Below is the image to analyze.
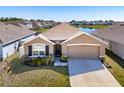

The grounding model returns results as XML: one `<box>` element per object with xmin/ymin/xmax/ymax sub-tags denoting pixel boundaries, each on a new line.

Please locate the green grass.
<box><xmin>105</xmin><ymin>49</ymin><xmax>124</xmax><ymax>86</ymax></box>
<box><xmin>80</xmin><ymin>25</ymin><xmax>110</xmax><ymax>29</ymax></box>
<box><xmin>0</xmin><ymin>76</ymin><xmax>2</xmax><ymax>86</ymax></box>
<box><xmin>33</xmin><ymin>28</ymin><xmax>49</xmax><ymax>33</ymax></box>
<box><xmin>8</xmin><ymin>55</ymin><xmax>70</xmax><ymax>87</ymax></box>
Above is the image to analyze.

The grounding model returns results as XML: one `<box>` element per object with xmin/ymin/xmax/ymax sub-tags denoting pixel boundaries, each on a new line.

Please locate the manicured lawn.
<box><xmin>8</xmin><ymin>55</ymin><xmax>70</xmax><ymax>87</ymax></box>
<box><xmin>80</xmin><ymin>25</ymin><xmax>110</xmax><ymax>29</ymax></box>
<box><xmin>33</xmin><ymin>28</ymin><xmax>49</xmax><ymax>33</ymax></box>
<box><xmin>105</xmin><ymin>49</ymin><xmax>124</xmax><ymax>86</ymax></box>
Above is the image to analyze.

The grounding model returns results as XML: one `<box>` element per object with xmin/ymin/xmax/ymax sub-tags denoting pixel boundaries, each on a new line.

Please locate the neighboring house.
<box><xmin>6</xmin><ymin>21</ymin><xmax>31</xmax><ymax>29</ymax></box>
<box><xmin>0</xmin><ymin>22</ymin><xmax>36</xmax><ymax>60</ymax></box>
<box><xmin>92</xmin><ymin>22</ymin><xmax>124</xmax><ymax>59</ymax></box>
<box><xmin>31</xmin><ymin>21</ymin><xmax>41</xmax><ymax>30</ymax></box>
<box><xmin>19</xmin><ymin>23</ymin><xmax>107</xmax><ymax>59</ymax></box>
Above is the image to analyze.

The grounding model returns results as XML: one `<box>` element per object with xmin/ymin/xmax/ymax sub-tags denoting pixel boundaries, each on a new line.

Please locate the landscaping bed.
<box><xmin>20</xmin><ymin>55</ymin><xmax>55</xmax><ymax>67</ymax></box>
<box><xmin>7</xmin><ymin>54</ymin><xmax>70</xmax><ymax>87</ymax></box>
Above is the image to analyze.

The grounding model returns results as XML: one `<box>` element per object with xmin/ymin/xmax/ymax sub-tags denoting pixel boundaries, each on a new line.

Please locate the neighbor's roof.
<box><xmin>0</xmin><ymin>22</ymin><xmax>35</xmax><ymax>44</ymax></box>
<box><xmin>6</xmin><ymin>21</ymin><xmax>29</xmax><ymax>29</ymax></box>
<box><xmin>41</xmin><ymin>23</ymin><xmax>81</xmax><ymax>40</ymax></box>
<box><xmin>92</xmin><ymin>22</ymin><xmax>124</xmax><ymax>45</ymax></box>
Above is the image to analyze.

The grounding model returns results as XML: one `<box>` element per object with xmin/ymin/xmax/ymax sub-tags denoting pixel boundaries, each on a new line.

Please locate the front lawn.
<box><xmin>105</xmin><ymin>49</ymin><xmax>124</xmax><ymax>86</ymax></box>
<box><xmin>33</xmin><ymin>28</ymin><xmax>49</xmax><ymax>33</ymax></box>
<box><xmin>80</xmin><ymin>25</ymin><xmax>110</xmax><ymax>29</ymax></box>
<box><xmin>9</xmin><ymin>55</ymin><xmax>70</xmax><ymax>87</ymax></box>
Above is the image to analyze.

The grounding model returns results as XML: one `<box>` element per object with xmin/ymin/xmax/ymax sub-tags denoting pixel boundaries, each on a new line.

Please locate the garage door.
<box><xmin>67</xmin><ymin>45</ymin><xmax>99</xmax><ymax>59</ymax></box>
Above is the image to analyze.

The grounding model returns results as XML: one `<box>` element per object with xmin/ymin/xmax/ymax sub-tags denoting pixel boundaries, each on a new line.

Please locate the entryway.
<box><xmin>54</xmin><ymin>57</ymin><xmax>68</xmax><ymax>66</ymax></box>
<box><xmin>54</xmin><ymin>44</ymin><xmax>62</xmax><ymax>57</ymax></box>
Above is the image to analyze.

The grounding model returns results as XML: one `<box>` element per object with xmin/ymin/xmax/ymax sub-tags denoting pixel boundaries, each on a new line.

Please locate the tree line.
<box><xmin>0</xmin><ymin>17</ymin><xmax>26</xmax><ymax>22</ymax></box>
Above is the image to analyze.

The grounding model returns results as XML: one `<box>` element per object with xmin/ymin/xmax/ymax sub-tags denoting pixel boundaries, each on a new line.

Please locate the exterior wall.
<box><xmin>0</xmin><ymin>44</ymin><xmax>3</xmax><ymax>60</ymax></box>
<box><xmin>2</xmin><ymin>34</ymin><xmax>35</xmax><ymax>60</ymax></box>
<box><xmin>24</xmin><ymin>37</ymin><xmax>54</xmax><ymax>56</ymax></box>
<box><xmin>111</xmin><ymin>41</ymin><xmax>124</xmax><ymax>59</ymax></box>
<box><xmin>62</xmin><ymin>34</ymin><xmax>106</xmax><ymax>57</ymax></box>
<box><xmin>19</xmin><ymin>46</ymin><xmax>24</xmax><ymax>58</ymax></box>
<box><xmin>26</xmin><ymin>23</ymin><xmax>33</xmax><ymax>29</ymax></box>
<box><xmin>3</xmin><ymin>41</ymin><xmax>19</xmax><ymax>59</ymax></box>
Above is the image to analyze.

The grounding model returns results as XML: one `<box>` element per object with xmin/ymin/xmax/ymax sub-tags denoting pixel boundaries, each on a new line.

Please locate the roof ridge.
<box><xmin>41</xmin><ymin>22</ymin><xmax>82</xmax><ymax>40</ymax></box>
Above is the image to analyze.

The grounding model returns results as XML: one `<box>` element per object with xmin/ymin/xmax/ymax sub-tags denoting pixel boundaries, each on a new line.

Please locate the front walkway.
<box><xmin>54</xmin><ymin>57</ymin><xmax>68</xmax><ymax>66</ymax></box>
<box><xmin>68</xmin><ymin>59</ymin><xmax>121</xmax><ymax>87</ymax></box>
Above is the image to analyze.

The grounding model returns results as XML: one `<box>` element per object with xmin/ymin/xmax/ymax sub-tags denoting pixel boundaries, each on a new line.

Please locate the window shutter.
<box><xmin>45</xmin><ymin>45</ymin><xmax>49</xmax><ymax>56</ymax></box>
<box><xmin>28</xmin><ymin>45</ymin><xmax>32</xmax><ymax>56</ymax></box>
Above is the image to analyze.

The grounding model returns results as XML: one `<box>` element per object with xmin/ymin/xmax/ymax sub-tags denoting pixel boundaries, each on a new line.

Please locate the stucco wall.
<box><xmin>24</xmin><ymin>37</ymin><xmax>54</xmax><ymax>55</ymax></box>
<box><xmin>62</xmin><ymin>33</ymin><xmax>106</xmax><ymax>57</ymax></box>
<box><xmin>111</xmin><ymin>41</ymin><xmax>124</xmax><ymax>59</ymax></box>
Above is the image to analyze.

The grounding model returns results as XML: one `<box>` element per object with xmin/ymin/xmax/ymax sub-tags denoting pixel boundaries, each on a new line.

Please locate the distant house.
<box><xmin>93</xmin><ymin>22</ymin><xmax>124</xmax><ymax>59</ymax></box>
<box><xmin>25</xmin><ymin>21</ymin><xmax>33</xmax><ymax>29</ymax></box>
<box><xmin>31</xmin><ymin>21</ymin><xmax>41</xmax><ymax>30</ymax></box>
<box><xmin>7</xmin><ymin>21</ymin><xmax>32</xmax><ymax>30</ymax></box>
<box><xmin>0</xmin><ymin>22</ymin><xmax>36</xmax><ymax>60</ymax></box>
<box><xmin>20</xmin><ymin>23</ymin><xmax>107</xmax><ymax>59</ymax></box>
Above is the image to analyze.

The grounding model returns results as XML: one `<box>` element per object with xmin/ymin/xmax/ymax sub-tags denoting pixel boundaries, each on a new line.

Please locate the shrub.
<box><xmin>60</xmin><ymin>55</ymin><xmax>68</xmax><ymax>62</ymax></box>
<box><xmin>45</xmin><ymin>55</ymin><xmax>54</xmax><ymax>65</ymax></box>
<box><xmin>20</xmin><ymin>55</ymin><xmax>30</xmax><ymax>65</ymax></box>
<box><xmin>37</xmin><ymin>59</ymin><xmax>42</xmax><ymax>66</ymax></box>
<box><xmin>40</xmin><ymin>58</ymin><xmax>46</xmax><ymax>65</ymax></box>
<box><xmin>21</xmin><ymin>55</ymin><xmax>55</xmax><ymax>66</ymax></box>
<box><xmin>32</xmin><ymin>58</ymin><xmax>39</xmax><ymax>67</ymax></box>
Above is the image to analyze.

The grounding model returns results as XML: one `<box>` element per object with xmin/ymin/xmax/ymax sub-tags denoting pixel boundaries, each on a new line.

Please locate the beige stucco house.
<box><xmin>19</xmin><ymin>23</ymin><xmax>107</xmax><ymax>59</ymax></box>
<box><xmin>93</xmin><ymin>22</ymin><xmax>124</xmax><ymax>59</ymax></box>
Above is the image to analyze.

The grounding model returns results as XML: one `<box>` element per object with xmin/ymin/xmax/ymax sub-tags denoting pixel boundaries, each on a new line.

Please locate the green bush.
<box><xmin>32</xmin><ymin>58</ymin><xmax>39</xmax><ymax>67</ymax></box>
<box><xmin>45</xmin><ymin>55</ymin><xmax>54</xmax><ymax>65</ymax></box>
<box><xmin>20</xmin><ymin>55</ymin><xmax>30</xmax><ymax>65</ymax></box>
<box><xmin>37</xmin><ymin>59</ymin><xmax>42</xmax><ymax>66</ymax></box>
<box><xmin>40</xmin><ymin>58</ymin><xmax>46</xmax><ymax>65</ymax></box>
<box><xmin>60</xmin><ymin>55</ymin><xmax>68</xmax><ymax>62</ymax></box>
<box><xmin>21</xmin><ymin>55</ymin><xmax>55</xmax><ymax>66</ymax></box>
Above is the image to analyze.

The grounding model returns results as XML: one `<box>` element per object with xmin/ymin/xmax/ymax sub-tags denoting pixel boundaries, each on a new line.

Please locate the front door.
<box><xmin>54</xmin><ymin>44</ymin><xmax>62</xmax><ymax>57</ymax></box>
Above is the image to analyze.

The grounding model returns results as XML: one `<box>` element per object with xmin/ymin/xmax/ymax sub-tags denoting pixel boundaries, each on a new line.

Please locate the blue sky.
<box><xmin>0</xmin><ymin>6</ymin><xmax>124</xmax><ymax>22</ymax></box>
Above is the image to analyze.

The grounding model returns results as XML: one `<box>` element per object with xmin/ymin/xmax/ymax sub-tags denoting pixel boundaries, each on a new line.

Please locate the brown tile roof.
<box><xmin>0</xmin><ymin>22</ymin><xmax>35</xmax><ymax>44</ymax></box>
<box><xmin>41</xmin><ymin>23</ymin><xmax>81</xmax><ymax>40</ymax></box>
<box><xmin>92</xmin><ymin>22</ymin><xmax>124</xmax><ymax>45</ymax></box>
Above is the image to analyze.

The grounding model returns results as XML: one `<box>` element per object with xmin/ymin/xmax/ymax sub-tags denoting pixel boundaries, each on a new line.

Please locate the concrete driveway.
<box><xmin>68</xmin><ymin>59</ymin><xmax>121</xmax><ymax>87</ymax></box>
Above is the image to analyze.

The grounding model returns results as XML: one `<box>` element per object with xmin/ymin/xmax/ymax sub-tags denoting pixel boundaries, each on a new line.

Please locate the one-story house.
<box><xmin>92</xmin><ymin>22</ymin><xmax>124</xmax><ymax>59</ymax></box>
<box><xmin>20</xmin><ymin>23</ymin><xmax>107</xmax><ymax>59</ymax></box>
<box><xmin>0</xmin><ymin>22</ymin><xmax>36</xmax><ymax>60</ymax></box>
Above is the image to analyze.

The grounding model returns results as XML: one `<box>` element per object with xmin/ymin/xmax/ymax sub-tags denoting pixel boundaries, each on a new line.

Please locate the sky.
<box><xmin>0</xmin><ymin>6</ymin><xmax>124</xmax><ymax>22</ymax></box>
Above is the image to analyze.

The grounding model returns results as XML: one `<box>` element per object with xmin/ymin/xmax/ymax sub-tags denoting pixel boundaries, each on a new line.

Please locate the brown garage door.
<box><xmin>67</xmin><ymin>45</ymin><xmax>99</xmax><ymax>59</ymax></box>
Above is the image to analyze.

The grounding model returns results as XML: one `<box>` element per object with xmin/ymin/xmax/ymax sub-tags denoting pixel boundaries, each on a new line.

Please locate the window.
<box><xmin>32</xmin><ymin>44</ymin><xmax>45</xmax><ymax>56</ymax></box>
